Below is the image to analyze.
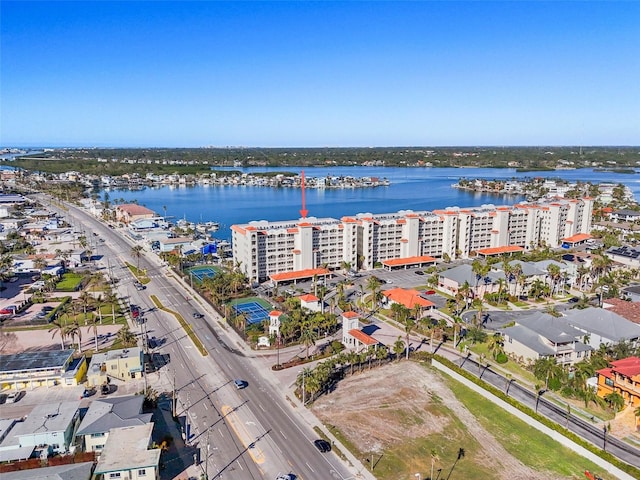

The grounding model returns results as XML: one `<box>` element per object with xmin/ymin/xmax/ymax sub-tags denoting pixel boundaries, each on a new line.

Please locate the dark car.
<box><xmin>101</xmin><ymin>384</ymin><xmax>110</xmax><ymax>395</ymax></box>
<box><xmin>234</xmin><ymin>379</ymin><xmax>248</xmax><ymax>390</ymax></box>
<box><xmin>414</xmin><ymin>270</ymin><xmax>425</xmax><ymax>275</ymax></box>
<box><xmin>313</xmin><ymin>439</ymin><xmax>331</xmax><ymax>453</ymax></box>
<box><xmin>81</xmin><ymin>388</ymin><xmax>96</xmax><ymax>399</ymax></box>
<box><xmin>192</xmin><ymin>312</ymin><xmax>204</xmax><ymax>319</ymax></box>
<box><xmin>568</xmin><ymin>297</ymin><xmax>580</xmax><ymax>304</ymax></box>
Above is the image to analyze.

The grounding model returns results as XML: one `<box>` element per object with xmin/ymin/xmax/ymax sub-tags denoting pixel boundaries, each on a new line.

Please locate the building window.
<box><xmin>138</xmin><ymin>469</ymin><xmax>147</xmax><ymax>476</ymax></box>
<box><xmin>91</xmin><ymin>432</ymin><xmax>105</xmax><ymax>438</ymax></box>
<box><xmin>605</xmin><ymin>378</ymin><xmax>614</xmax><ymax>387</ymax></box>
<box><xmin>109</xmin><ymin>474</ymin><xmax>121</xmax><ymax>479</ymax></box>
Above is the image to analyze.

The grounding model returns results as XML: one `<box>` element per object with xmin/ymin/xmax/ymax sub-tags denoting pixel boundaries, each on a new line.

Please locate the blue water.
<box><xmin>104</xmin><ymin>167</ymin><xmax>640</xmax><ymax>241</ymax></box>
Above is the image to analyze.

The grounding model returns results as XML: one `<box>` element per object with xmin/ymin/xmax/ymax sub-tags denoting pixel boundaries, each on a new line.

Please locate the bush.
<box><xmin>495</xmin><ymin>352</ymin><xmax>508</xmax><ymax>364</ymax></box>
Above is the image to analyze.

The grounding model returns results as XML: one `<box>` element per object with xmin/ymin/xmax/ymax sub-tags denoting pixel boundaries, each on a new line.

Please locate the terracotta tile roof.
<box><xmin>269</xmin><ymin>310</ymin><xmax>283</xmax><ymax>317</ymax></box>
<box><xmin>299</xmin><ymin>294</ymin><xmax>319</xmax><ymax>302</ymax></box>
<box><xmin>383</xmin><ymin>288</ymin><xmax>435</xmax><ymax>308</ymax></box>
<box><xmin>270</xmin><ymin>268</ymin><xmax>330</xmax><ymax>282</ymax></box>
<box><xmin>604</xmin><ymin>298</ymin><xmax>640</xmax><ymax>324</ymax></box>
<box><xmin>382</xmin><ymin>255</ymin><xmax>437</xmax><ymax>267</ymax></box>
<box><xmin>562</xmin><ymin>233</ymin><xmax>591</xmax><ymax>243</ymax></box>
<box><xmin>348</xmin><ymin>329</ymin><xmax>378</xmax><ymax>346</ymax></box>
<box><xmin>609</xmin><ymin>357</ymin><xmax>640</xmax><ymax>377</ymax></box>
<box><xmin>230</xmin><ymin>225</ymin><xmax>246</xmax><ymax>235</ymax></box>
<box><xmin>342</xmin><ymin>311</ymin><xmax>359</xmax><ymax>319</ymax></box>
<box><xmin>476</xmin><ymin>245</ymin><xmax>524</xmax><ymax>256</ymax></box>
<box><xmin>596</xmin><ymin>367</ymin><xmax>613</xmax><ymax>379</ymax></box>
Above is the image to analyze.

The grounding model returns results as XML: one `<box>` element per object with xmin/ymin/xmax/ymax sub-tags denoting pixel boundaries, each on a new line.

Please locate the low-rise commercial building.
<box><xmin>86</xmin><ymin>348</ymin><xmax>143</xmax><ymax>387</ymax></box>
<box><xmin>0</xmin><ymin>350</ymin><xmax>85</xmax><ymax>390</ymax></box>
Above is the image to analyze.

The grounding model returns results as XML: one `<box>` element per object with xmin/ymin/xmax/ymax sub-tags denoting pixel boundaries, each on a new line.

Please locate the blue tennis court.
<box><xmin>188</xmin><ymin>266</ymin><xmax>218</xmax><ymax>282</ymax></box>
<box><xmin>233</xmin><ymin>301</ymin><xmax>270</xmax><ymax>325</ymax></box>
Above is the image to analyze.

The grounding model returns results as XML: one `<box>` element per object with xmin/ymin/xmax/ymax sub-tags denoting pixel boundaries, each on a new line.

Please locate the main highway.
<box><xmin>37</xmin><ymin>194</ymin><xmax>358</xmax><ymax>480</ymax></box>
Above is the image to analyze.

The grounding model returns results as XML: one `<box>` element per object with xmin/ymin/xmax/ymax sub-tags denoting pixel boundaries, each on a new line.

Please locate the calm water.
<box><xmin>104</xmin><ymin>167</ymin><xmax>640</xmax><ymax>241</ymax></box>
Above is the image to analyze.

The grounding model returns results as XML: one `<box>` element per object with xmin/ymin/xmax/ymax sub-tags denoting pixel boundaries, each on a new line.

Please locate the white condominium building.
<box><xmin>231</xmin><ymin>198</ymin><xmax>593</xmax><ymax>282</ymax></box>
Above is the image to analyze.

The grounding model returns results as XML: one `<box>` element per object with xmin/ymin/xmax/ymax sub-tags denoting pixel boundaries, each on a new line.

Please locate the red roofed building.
<box><xmin>299</xmin><ymin>293</ymin><xmax>321</xmax><ymax>313</ymax></box>
<box><xmin>341</xmin><ymin>311</ymin><xmax>379</xmax><ymax>351</ymax></box>
<box><xmin>115</xmin><ymin>204</ymin><xmax>156</xmax><ymax>224</ymax></box>
<box><xmin>268</xmin><ymin>310</ymin><xmax>284</xmax><ymax>337</ymax></box>
<box><xmin>596</xmin><ymin>357</ymin><xmax>640</xmax><ymax>412</ymax></box>
<box><xmin>382</xmin><ymin>288</ymin><xmax>434</xmax><ymax>316</ymax></box>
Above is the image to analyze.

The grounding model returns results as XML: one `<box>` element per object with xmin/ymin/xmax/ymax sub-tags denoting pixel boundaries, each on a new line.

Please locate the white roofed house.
<box><xmin>93</xmin><ymin>424</ymin><xmax>160</xmax><ymax>480</ymax></box>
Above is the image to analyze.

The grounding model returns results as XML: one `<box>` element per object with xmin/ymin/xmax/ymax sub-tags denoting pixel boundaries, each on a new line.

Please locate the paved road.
<box><xmin>39</xmin><ymin>195</ymin><xmax>358</xmax><ymax>480</ymax></box>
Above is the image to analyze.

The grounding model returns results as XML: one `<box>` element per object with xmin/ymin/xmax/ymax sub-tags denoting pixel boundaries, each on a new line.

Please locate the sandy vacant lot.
<box><xmin>1</xmin><ymin>324</ymin><xmax>123</xmax><ymax>354</ymax></box>
<box><xmin>312</xmin><ymin>362</ymin><xmax>583</xmax><ymax>480</ymax></box>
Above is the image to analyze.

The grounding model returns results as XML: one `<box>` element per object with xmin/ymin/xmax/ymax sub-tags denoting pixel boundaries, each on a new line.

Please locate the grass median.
<box><xmin>150</xmin><ymin>294</ymin><xmax>208</xmax><ymax>357</ymax></box>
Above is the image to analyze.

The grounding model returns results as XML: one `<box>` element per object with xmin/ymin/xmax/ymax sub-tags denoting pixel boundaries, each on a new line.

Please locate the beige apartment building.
<box><xmin>231</xmin><ymin>198</ymin><xmax>593</xmax><ymax>283</ymax></box>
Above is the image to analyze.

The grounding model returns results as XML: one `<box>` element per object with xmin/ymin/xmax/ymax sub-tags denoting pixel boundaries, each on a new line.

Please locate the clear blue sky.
<box><xmin>1</xmin><ymin>1</ymin><xmax>639</xmax><ymax>147</ymax></box>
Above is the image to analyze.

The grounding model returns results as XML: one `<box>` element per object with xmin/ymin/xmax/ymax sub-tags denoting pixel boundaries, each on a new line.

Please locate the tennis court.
<box><xmin>232</xmin><ymin>300</ymin><xmax>271</xmax><ymax>325</ymax></box>
<box><xmin>187</xmin><ymin>266</ymin><xmax>219</xmax><ymax>283</ymax></box>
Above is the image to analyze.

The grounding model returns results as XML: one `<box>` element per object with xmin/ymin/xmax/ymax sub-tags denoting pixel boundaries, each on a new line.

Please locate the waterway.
<box><xmin>102</xmin><ymin>166</ymin><xmax>639</xmax><ymax>241</ymax></box>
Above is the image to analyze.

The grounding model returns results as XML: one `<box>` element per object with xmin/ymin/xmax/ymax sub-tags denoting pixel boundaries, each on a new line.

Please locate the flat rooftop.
<box><xmin>94</xmin><ymin>424</ymin><xmax>160</xmax><ymax>474</ymax></box>
<box><xmin>0</xmin><ymin>350</ymin><xmax>75</xmax><ymax>373</ymax></box>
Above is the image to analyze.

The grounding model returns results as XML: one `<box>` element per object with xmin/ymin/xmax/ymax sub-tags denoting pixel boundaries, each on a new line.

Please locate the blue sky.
<box><xmin>1</xmin><ymin>1</ymin><xmax>639</xmax><ymax>147</ymax></box>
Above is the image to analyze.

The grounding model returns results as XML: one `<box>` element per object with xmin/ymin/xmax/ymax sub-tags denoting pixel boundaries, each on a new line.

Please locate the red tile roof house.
<box><xmin>299</xmin><ymin>293</ymin><xmax>321</xmax><ymax>313</ymax></box>
<box><xmin>341</xmin><ymin>311</ymin><xmax>379</xmax><ymax>352</ymax></box>
<box><xmin>115</xmin><ymin>204</ymin><xmax>156</xmax><ymax>224</ymax></box>
<box><xmin>596</xmin><ymin>357</ymin><xmax>640</xmax><ymax>428</ymax></box>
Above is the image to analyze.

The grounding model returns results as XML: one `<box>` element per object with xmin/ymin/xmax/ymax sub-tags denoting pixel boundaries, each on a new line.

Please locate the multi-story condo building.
<box><xmin>232</xmin><ymin>198</ymin><xmax>593</xmax><ymax>283</ymax></box>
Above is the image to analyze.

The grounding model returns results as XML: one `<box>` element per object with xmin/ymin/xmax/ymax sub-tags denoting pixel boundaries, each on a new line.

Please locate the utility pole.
<box><xmin>205</xmin><ymin>428</ymin><xmax>210</xmax><ymax>480</ymax></box>
<box><xmin>172</xmin><ymin>369</ymin><xmax>176</xmax><ymax>417</ymax></box>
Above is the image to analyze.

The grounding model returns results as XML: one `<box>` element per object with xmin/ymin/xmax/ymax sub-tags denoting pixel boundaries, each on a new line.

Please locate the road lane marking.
<box><xmin>221</xmin><ymin>405</ymin><xmax>265</xmax><ymax>465</ymax></box>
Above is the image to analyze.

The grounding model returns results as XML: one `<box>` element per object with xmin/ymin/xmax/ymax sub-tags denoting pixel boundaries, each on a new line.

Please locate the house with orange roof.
<box><xmin>341</xmin><ymin>311</ymin><xmax>379</xmax><ymax>351</ymax></box>
<box><xmin>596</xmin><ymin>356</ymin><xmax>640</xmax><ymax>410</ymax></box>
<box><xmin>382</xmin><ymin>288</ymin><xmax>434</xmax><ymax>316</ymax></box>
<box><xmin>299</xmin><ymin>294</ymin><xmax>321</xmax><ymax>313</ymax></box>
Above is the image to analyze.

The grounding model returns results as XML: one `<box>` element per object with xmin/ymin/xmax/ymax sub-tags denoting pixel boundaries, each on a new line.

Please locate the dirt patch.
<box><xmin>312</xmin><ymin>361</ymin><xmax>570</xmax><ymax>480</ymax></box>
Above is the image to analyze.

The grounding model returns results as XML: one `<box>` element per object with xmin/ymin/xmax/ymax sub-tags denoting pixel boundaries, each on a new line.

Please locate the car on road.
<box><xmin>568</xmin><ymin>297</ymin><xmax>580</xmax><ymax>304</ymax></box>
<box><xmin>81</xmin><ymin>388</ymin><xmax>96</xmax><ymax>399</ymax></box>
<box><xmin>134</xmin><ymin>282</ymin><xmax>146</xmax><ymax>291</ymax></box>
<box><xmin>6</xmin><ymin>391</ymin><xmax>23</xmax><ymax>403</ymax></box>
<box><xmin>234</xmin><ymin>379</ymin><xmax>248</xmax><ymax>390</ymax></box>
<box><xmin>101</xmin><ymin>384</ymin><xmax>110</xmax><ymax>395</ymax></box>
<box><xmin>424</xmin><ymin>290</ymin><xmax>436</xmax><ymax>295</ymax></box>
<box><xmin>276</xmin><ymin>475</ymin><xmax>295</xmax><ymax>480</ymax></box>
<box><xmin>192</xmin><ymin>312</ymin><xmax>204</xmax><ymax>319</ymax></box>
<box><xmin>313</xmin><ymin>439</ymin><xmax>331</xmax><ymax>453</ymax></box>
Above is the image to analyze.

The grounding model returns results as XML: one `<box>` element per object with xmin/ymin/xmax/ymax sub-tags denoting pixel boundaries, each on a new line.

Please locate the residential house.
<box><xmin>86</xmin><ymin>347</ymin><xmax>144</xmax><ymax>387</ymax></box>
<box><xmin>602</xmin><ymin>298</ymin><xmax>640</xmax><ymax>324</ymax></box>
<box><xmin>0</xmin><ymin>401</ymin><xmax>81</xmax><ymax>462</ymax></box>
<box><xmin>563</xmin><ymin>308</ymin><xmax>640</xmax><ymax>349</ymax></box>
<box><xmin>596</xmin><ymin>357</ymin><xmax>640</xmax><ymax>411</ymax></box>
<box><xmin>606</xmin><ymin>245</ymin><xmax>640</xmax><ymax>269</ymax></box>
<box><xmin>158</xmin><ymin>237</ymin><xmax>192</xmax><ymax>253</ymax></box>
<box><xmin>382</xmin><ymin>287</ymin><xmax>435</xmax><ymax>316</ymax></box>
<box><xmin>500</xmin><ymin>314</ymin><xmax>592</xmax><ymax>366</ymax></box>
<box><xmin>76</xmin><ymin>395</ymin><xmax>153</xmax><ymax>453</ymax></box>
<box><xmin>0</xmin><ymin>462</ymin><xmax>94</xmax><ymax>480</ymax></box>
<box><xmin>438</xmin><ymin>264</ymin><xmax>503</xmax><ymax>298</ymax></box>
<box><xmin>609</xmin><ymin>209</ymin><xmax>640</xmax><ymax>223</ymax></box>
<box><xmin>93</xmin><ymin>424</ymin><xmax>160</xmax><ymax>480</ymax></box>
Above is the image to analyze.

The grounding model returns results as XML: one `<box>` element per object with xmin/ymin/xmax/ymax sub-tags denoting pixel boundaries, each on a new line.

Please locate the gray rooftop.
<box><xmin>1</xmin><ymin>461</ymin><xmax>94</xmax><ymax>480</ymax></box>
<box><xmin>564</xmin><ymin>307</ymin><xmax>640</xmax><ymax>342</ymax></box>
<box><xmin>501</xmin><ymin>325</ymin><xmax>558</xmax><ymax>356</ymax></box>
<box><xmin>76</xmin><ymin>395</ymin><xmax>152</xmax><ymax>436</ymax></box>
<box><xmin>0</xmin><ymin>350</ymin><xmax>75</xmax><ymax>374</ymax></box>
<box><xmin>439</xmin><ymin>263</ymin><xmax>504</xmax><ymax>286</ymax></box>
<box><xmin>507</xmin><ymin>260</ymin><xmax>544</xmax><ymax>277</ymax></box>
<box><xmin>8</xmin><ymin>401</ymin><xmax>80</xmax><ymax>438</ymax></box>
<box><xmin>94</xmin><ymin>424</ymin><xmax>160</xmax><ymax>474</ymax></box>
<box><xmin>516</xmin><ymin>314</ymin><xmax>586</xmax><ymax>344</ymax></box>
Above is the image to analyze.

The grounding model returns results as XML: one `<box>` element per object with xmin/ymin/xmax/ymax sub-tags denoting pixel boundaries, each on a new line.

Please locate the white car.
<box><xmin>6</xmin><ymin>391</ymin><xmax>22</xmax><ymax>403</ymax></box>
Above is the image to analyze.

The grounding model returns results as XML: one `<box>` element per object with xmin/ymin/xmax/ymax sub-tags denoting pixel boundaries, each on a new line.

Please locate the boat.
<box><xmin>196</xmin><ymin>221</ymin><xmax>220</xmax><ymax>233</ymax></box>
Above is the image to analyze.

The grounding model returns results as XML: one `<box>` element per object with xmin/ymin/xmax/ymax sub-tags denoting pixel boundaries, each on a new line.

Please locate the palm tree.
<box><xmin>299</xmin><ymin>325</ymin><xmax>318</xmax><ymax>359</ymax></box>
<box><xmin>104</xmin><ymin>291</ymin><xmax>118</xmax><ymax>324</ymax></box>
<box><xmin>48</xmin><ymin>321</ymin><xmax>67</xmax><ymax>349</ymax></box>
<box><xmin>430</xmin><ymin>448</ymin><xmax>440</xmax><ymax>480</ymax></box>
<box><xmin>446</xmin><ymin>448</ymin><xmax>465</xmax><ymax>480</ymax></box>
<box><xmin>487</xmin><ymin>333</ymin><xmax>504</xmax><ymax>359</ymax></box>
<box><xmin>393</xmin><ymin>336</ymin><xmax>405</xmax><ymax>361</ymax></box>
<box><xmin>78</xmin><ymin>291</ymin><xmax>93</xmax><ymax>324</ymax></box>
<box><xmin>604</xmin><ymin>392</ymin><xmax>625</xmax><ymax>412</ymax></box>
<box><xmin>94</xmin><ymin>294</ymin><xmax>105</xmax><ymax>324</ymax></box>
<box><xmin>65</xmin><ymin>320</ymin><xmax>82</xmax><ymax>352</ymax></box>
<box><xmin>471</xmin><ymin>259</ymin><xmax>489</xmax><ymax>297</ymax></box>
<box><xmin>116</xmin><ymin>325</ymin><xmax>137</xmax><ymax>348</ymax></box>
<box><xmin>131</xmin><ymin>245</ymin><xmax>144</xmax><ymax>269</ymax></box>
<box><xmin>89</xmin><ymin>317</ymin><xmax>100</xmax><ymax>352</ymax></box>
<box><xmin>366</xmin><ymin>276</ymin><xmax>381</xmax><ymax>311</ymax></box>
<box><xmin>547</xmin><ymin>264</ymin><xmax>562</xmax><ymax>297</ymax></box>
<box><xmin>375</xmin><ymin>345</ymin><xmax>388</xmax><ymax>367</ymax></box>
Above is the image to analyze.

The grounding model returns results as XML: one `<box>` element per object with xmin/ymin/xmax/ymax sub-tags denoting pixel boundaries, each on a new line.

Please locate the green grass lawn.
<box><xmin>56</xmin><ymin>273</ymin><xmax>85</xmax><ymax>291</ymax></box>
<box><xmin>440</xmin><ymin>369</ymin><xmax>611</xmax><ymax>479</ymax></box>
